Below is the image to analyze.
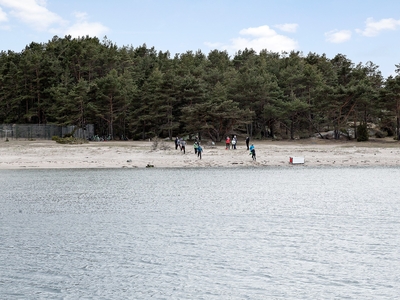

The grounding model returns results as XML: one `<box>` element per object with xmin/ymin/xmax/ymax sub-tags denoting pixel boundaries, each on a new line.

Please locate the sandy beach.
<box><xmin>1</xmin><ymin>138</ymin><xmax>400</xmax><ymax>169</ymax></box>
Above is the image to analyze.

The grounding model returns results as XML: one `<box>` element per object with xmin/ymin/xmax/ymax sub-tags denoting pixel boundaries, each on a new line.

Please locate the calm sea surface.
<box><xmin>1</xmin><ymin>167</ymin><xmax>400</xmax><ymax>299</ymax></box>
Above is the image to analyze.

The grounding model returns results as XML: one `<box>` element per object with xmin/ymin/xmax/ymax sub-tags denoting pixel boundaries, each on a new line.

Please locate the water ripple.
<box><xmin>1</xmin><ymin>167</ymin><xmax>400</xmax><ymax>299</ymax></box>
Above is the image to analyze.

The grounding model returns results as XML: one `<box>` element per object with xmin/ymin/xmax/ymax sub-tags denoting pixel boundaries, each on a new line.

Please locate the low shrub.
<box><xmin>357</xmin><ymin>124</ymin><xmax>369</xmax><ymax>142</ymax></box>
<box><xmin>54</xmin><ymin>137</ymin><xmax>87</xmax><ymax>144</ymax></box>
<box><xmin>374</xmin><ymin>130</ymin><xmax>387</xmax><ymax>138</ymax></box>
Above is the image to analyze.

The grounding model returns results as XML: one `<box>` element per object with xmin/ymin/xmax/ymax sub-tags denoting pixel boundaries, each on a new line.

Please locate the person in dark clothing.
<box><xmin>175</xmin><ymin>137</ymin><xmax>179</xmax><ymax>150</ymax></box>
<box><xmin>246</xmin><ymin>136</ymin><xmax>250</xmax><ymax>150</ymax></box>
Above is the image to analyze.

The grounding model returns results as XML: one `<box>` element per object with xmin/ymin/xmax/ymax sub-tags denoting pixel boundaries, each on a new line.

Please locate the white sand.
<box><xmin>1</xmin><ymin>138</ymin><xmax>400</xmax><ymax>169</ymax></box>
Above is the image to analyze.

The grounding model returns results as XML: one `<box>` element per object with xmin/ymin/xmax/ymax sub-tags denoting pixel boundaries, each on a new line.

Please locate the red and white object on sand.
<box><xmin>289</xmin><ymin>156</ymin><xmax>305</xmax><ymax>164</ymax></box>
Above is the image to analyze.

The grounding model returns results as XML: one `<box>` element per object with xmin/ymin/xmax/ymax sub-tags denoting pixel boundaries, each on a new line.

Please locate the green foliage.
<box><xmin>357</xmin><ymin>124</ymin><xmax>369</xmax><ymax>142</ymax></box>
<box><xmin>0</xmin><ymin>36</ymin><xmax>396</xmax><ymax>141</ymax></box>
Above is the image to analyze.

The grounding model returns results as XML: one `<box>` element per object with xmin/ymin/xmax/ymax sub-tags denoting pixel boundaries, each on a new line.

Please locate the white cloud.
<box><xmin>64</xmin><ymin>21</ymin><xmax>109</xmax><ymax>38</ymax></box>
<box><xmin>0</xmin><ymin>7</ymin><xmax>8</xmax><ymax>22</ymax></box>
<box><xmin>73</xmin><ymin>11</ymin><xmax>88</xmax><ymax>21</ymax></box>
<box><xmin>0</xmin><ymin>0</ymin><xmax>65</xmax><ymax>31</ymax></box>
<box><xmin>206</xmin><ymin>25</ymin><xmax>298</xmax><ymax>53</ymax></box>
<box><xmin>274</xmin><ymin>23</ymin><xmax>298</xmax><ymax>33</ymax></box>
<box><xmin>0</xmin><ymin>0</ymin><xmax>109</xmax><ymax>38</ymax></box>
<box><xmin>239</xmin><ymin>25</ymin><xmax>275</xmax><ymax>37</ymax></box>
<box><xmin>356</xmin><ymin>17</ymin><xmax>400</xmax><ymax>37</ymax></box>
<box><xmin>324</xmin><ymin>29</ymin><xmax>352</xmax><ymax>43</ymax></box>
<box><xmin>63</xmin><ymin>11</ymin><xmax>109</xmax><ymax>38</ymax></box>
<box><xmin>204</xmin><ymin>41</ymin><xmax>223</xmax><ymax>48</ymax></box>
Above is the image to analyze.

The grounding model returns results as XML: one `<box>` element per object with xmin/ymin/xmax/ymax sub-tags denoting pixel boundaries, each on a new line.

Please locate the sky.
<box><xmin>1</xmin><ymin>0</ymin><xmax>400</xmax><ymax>78</ymax></box>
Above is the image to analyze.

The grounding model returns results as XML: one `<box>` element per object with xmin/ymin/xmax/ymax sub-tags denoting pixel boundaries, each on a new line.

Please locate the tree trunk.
<box><xmin>397</xmin><ymin>116</ymin><xmax>400</xmax><ymax>141</ymax></box>
<box><xmin>269</xmin><ymin>120</ymin><xmax>274</xmax><ymax>139</ymax></box>
<box><xmin>290</xmin><ymin>118</ymin><xmax>294</xmax><ymax>140</ymax></box>
<box><xmin>354</xmin><ymin>119</ymin><xmax>357</xmax><ymax>140</ymax></box>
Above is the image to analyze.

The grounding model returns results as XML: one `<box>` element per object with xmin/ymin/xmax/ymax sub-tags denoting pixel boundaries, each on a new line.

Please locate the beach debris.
<box><xmin>289</xmin><ymin>157</ymin><xmax>305</xmax><ymax>164</ymax></box>
<box><xmin>146</xmin><ymin>163</ymin><xmax>154</xmax><ymax>168</ymax></box>
<box><xmin>127</xmin><ymin>159</ymin><xmax>132</xmax><ymax>162</ymax></box>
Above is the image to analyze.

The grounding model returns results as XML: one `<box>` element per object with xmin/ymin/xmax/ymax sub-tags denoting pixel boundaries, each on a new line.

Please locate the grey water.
<box><xmin>1</xmin><ymin>167</ymin><xmax>400</xmax><ymax>299</ymax></box>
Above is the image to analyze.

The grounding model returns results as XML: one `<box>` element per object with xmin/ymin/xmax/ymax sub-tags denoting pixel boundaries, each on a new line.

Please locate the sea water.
<box><xmin>1</xmin><ymin>167</ymin><xmax>399</xmax><ymax>299</ymax></box>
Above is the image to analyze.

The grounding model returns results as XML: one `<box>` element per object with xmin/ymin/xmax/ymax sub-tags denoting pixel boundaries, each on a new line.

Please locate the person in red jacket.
<box><xmin>225</xmin><ymin>136</ymin><xmax>231</xmax><ymax>149</ymax></box>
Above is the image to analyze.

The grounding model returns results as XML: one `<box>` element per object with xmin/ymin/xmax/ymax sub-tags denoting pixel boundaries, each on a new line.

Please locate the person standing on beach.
<box><xmin>249</xmin><ymin>144</ymin><xmax>256</xmax><ymax>161</ymax></box>
<box><xmin>246</xmin><ymin>136</ymin><xmax>250</xmax><ymax>150</ymax></box>
<box><xmin>181</xmin><ymin>139</ymin><xmax>186</xmax><ymax>154</ymax></box>
<box><xmin>175</xmin><ymin>137</ymin><xmax>179</xmax><ymax>150</ymax></box>
<box><xmin>197</xmin><ymin>144</ymin><xmax>203</xmax><ymax>159</ymax></box>
<box><xmin>225</xmin><ymin>136</ymin><xmax>231</xmax><ymax>150</ymax></box>
<box><xmin>232</xmin><ymin>135</ymin><xmax>237</xmax><ymax>150</ymax></box>
<box><xmin>193</xmin><ymin>141</ymin><xmax>198</xmax><ymax>154</ymax></box>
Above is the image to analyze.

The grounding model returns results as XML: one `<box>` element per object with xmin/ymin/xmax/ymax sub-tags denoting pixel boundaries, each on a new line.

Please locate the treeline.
<box><xmin>1</xmin><ymin>35</ymin><xmax>400</xmax><ymax>141</ymax></box>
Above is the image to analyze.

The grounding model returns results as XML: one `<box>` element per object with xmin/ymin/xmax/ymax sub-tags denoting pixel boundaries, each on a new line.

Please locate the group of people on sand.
<box><xmin>225</xmin><ymin>135</ymin><xmax>238</xmax><ymax>150</ymax></box>
<box><xmin>175</xmin><ymin>135</ymin><xmax>255</xmax><ymax>161</ymax></box>
<box><xmin>226</xmin><ymin>135</ymin><xmax>256</xmax><ymax>160</ymax></box>
<box><xmin>225</xmin><ymin>135</ymin><xmax>250</xmax><ymax>148</ymax></box>
<box><xmin>193</xmin><ymin>137</ymin><xmax>203</xmax><ymax>159</ymax></box>
<box><xmin>175</xmin><ymin>137</ymin><xmax>187</xmax><ymax>153</ymax></box>
<box><xmin>175</xmin><ymin>136</ymin><xmax>203</xmax><ymax>159</ymax></box>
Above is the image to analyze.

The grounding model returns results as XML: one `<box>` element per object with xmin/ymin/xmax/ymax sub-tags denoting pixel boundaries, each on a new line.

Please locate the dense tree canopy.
<box><xmin>1</xmin><ymin>35</ymin><xmax>399</xmax><ymax>141</ymax></box>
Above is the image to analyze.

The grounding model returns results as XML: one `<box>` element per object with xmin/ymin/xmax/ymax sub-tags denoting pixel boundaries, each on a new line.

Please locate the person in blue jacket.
<box><xmin>249</xmin><ymin>144</ymin><xmax>256</xmax><ymax>161</ymax></box>
<box><xmin>197</xmin><ymin>144</ymin><xmax>203</xmax><ymax>159</ymax></box>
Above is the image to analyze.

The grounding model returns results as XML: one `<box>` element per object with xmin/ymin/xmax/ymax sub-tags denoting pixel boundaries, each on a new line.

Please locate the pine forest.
<box><xmin>1</xmin><ymin>35</ymin><xmax>400</xmax><ymax>141</ymax></box>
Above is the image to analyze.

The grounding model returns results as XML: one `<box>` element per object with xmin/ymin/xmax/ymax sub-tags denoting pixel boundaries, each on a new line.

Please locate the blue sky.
<box><xmin>1</xmin><ymin>0</ymin><xmax>400</xmax><ymax>77</ymax></box>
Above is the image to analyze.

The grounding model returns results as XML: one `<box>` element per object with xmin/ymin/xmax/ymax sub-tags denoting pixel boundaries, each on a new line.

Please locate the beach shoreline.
<box><xmin>1</xmin><ymin>138</ymin><xmax>400</xmax><ymax>169</ymax></box>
